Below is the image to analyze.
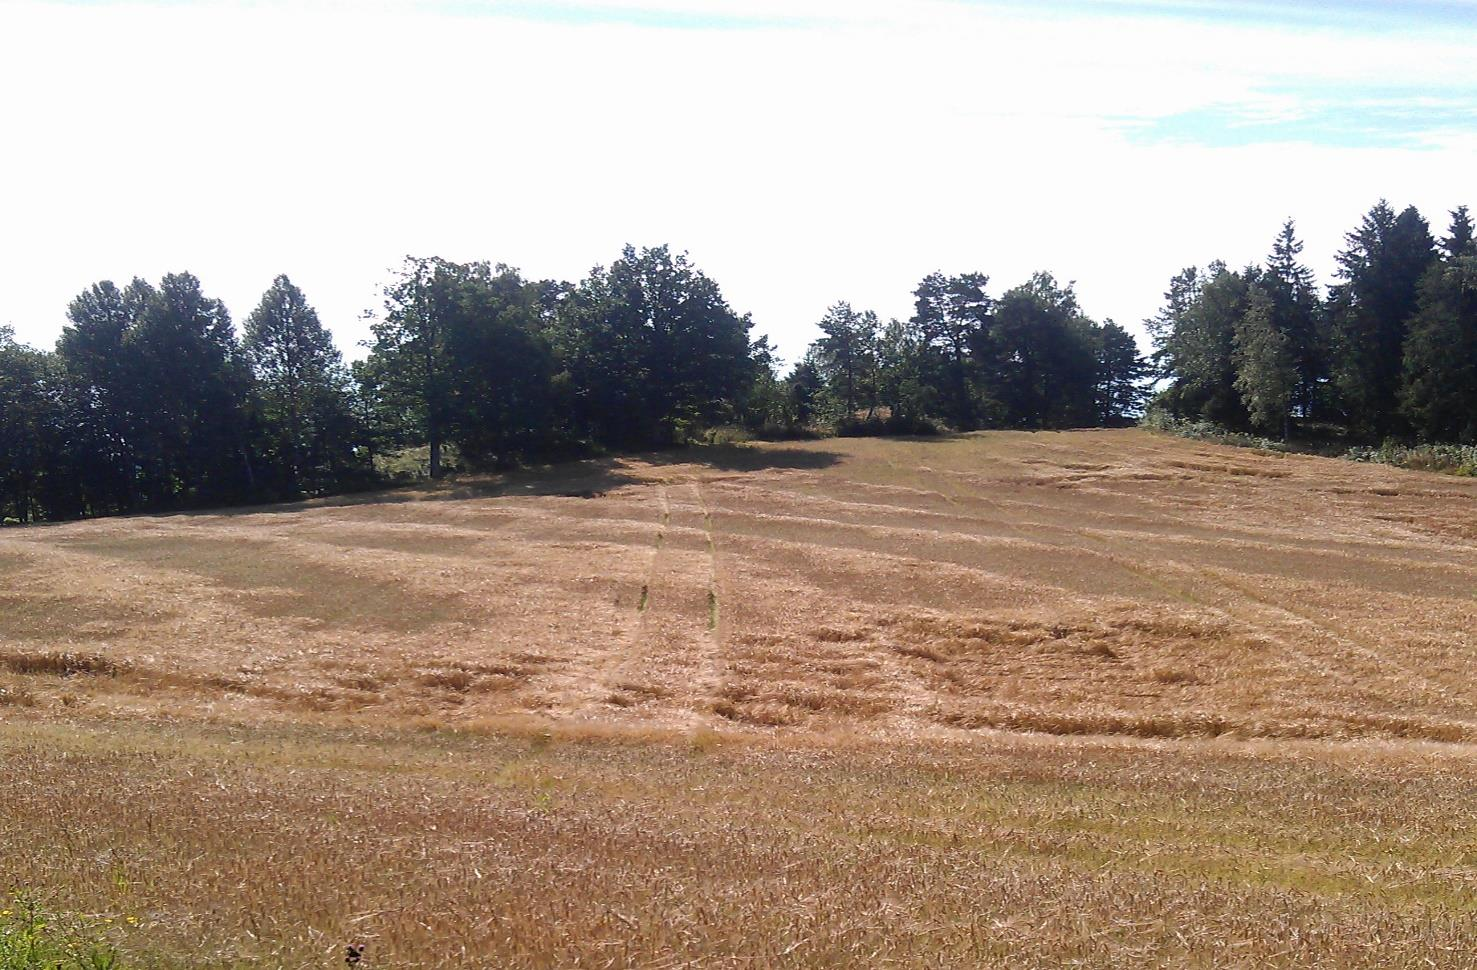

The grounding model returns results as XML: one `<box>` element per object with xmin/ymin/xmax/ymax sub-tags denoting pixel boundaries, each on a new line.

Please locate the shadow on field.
<box><xmin>163</xmin><ymin>444</ymin><xmax>845</xmax><ymax>518</ymax></box>
<box><xmin>640</xmin><ymin>443</ymin><xmax>845</xmax><ymax>472</ymax></box>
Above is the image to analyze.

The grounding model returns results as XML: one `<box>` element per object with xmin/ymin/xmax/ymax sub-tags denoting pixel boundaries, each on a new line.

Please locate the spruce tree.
<box><xmin>1263</xmin><ymin>220</ymin><xmax>1324</xmax><ymax>420</ymax></box>
<box><xmin>1329</xmin><ymin>201</ymin><xmax>1437</xmax><ymax>435</ymax></box>
<box><xmin>1402</xmin><ymin>208</ymin><xmax>1477</xmax><ymax>442</ymax></box>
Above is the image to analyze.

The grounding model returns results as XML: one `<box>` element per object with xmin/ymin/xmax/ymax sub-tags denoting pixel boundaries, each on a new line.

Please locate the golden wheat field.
<box><xmin>4</xmin><ymin>429</ymin><xmax>1477</xmax><ymax>968</ymax></box>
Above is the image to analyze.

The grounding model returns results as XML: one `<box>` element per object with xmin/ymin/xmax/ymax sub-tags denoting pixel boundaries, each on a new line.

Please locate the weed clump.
<box><xmin>1140</xmin><ymin>410</ymin><xmax>1288</xmax><ymax>452</ymax></box>
<box><xmin>0</xmin><ymin>892</ymin><xmax>123</xmax><ymax>970</ymax></box>
<box><xmin>1345</xmin><ymin>441</ymin><xmax>1477</xmax><ymax>476</ymax></box>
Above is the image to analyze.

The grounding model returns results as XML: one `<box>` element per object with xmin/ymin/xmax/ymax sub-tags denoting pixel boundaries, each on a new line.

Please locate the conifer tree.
<box><xmin>813</xmin><ymin>302</ymin><xmax>879</xmax><ymax>417</ymax></box>
<box><xmin>1262</xmin><ymin>220</ymin><xmax>1324</xmax><ymax>419</ymax></box>
<box><xmin>1328</xmin><ymin>201</ymin><xmax>1436</xmax><ymax>435</ymax></box>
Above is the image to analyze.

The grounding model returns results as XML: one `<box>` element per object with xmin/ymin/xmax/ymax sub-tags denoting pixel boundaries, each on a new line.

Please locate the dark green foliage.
<box><xmin>875</xmin><ymin>318</ymin><xmax>934</xmax><ymax>425</ymax></box>
<box><xmin>1262</xmin><ymin>220</ymin><xmax>1325</xmax><ymax>419</ymax></box>
<box><xmin>786</xmin><ymin>357</ymin><xmax>826</xmax><ymax>428</ymax></box>
<box><xmin>1094</xmin><ymin>320</ymin><xmax>1152</xmax><ymax>425</ymax></box>
<box><xmin>990</xmin><ymin>273</ymin><xmax>1099</xmax><ymax>428</ymax></box>
<box><xmin>7</xmin><ymin>273</ymin><xmax>373</xmax><ymax>521</ymax></box>
<box><xmin>812</xmin><ymin>303</ymin><xmax>880</xmax><ymax>417</ymax></box>
<box><xmin>911</xmin><ymin>272</ymin><xmax>995</xmax><ymax>429</ymax></box>
<box><xmin>1401</xmin><ymin>254</ymin><xmax>1477</xmax><ymax>442</ymax></box>
<box><xmin>245</xmin><ymin>275</ymin><xmax>366</xmax><ymax>495</ymax></box>
<box><xmin>799</xmin><ymin>272</ymin><xmax>1148</xmax><ymax>434</ymax></box>
<box><xmin>1442</xmin><ymin>206</ymin><xmax>1475</xmax><ymax>259</ymax></box>
<box><xmin>363</xmin><ymin>258</ymin><xmax>560</xmax><ymax>473</ymax></box>
<box><xmin>737</xmin><ymin>335</ymin><xmax>792</xmax><ymax>434</ymax></box>
<box><xmin>442</xmin><ymin>266</ymin><xmax>558</xmax><ymax>466</ymax></box>
<box><xmin>553</xmin><ymin>245</ymin><xmax>755</xmax><ymax>447</ymax></box>
<box><xmin>1148</xmin><ymin>263</ymin><xmax>1253</xmax><ymax>428</ymax></box>
<box><xmin>1328</xmin><ymin>201</ymin><xmax>1436</xmax><ymax>436</ymax></box>
<box><xmin>119</xmin><ymin>273</ymin><xmax>256</xmax><ymax>507</ymax></box>
<box><xmin>363</xmin><ymin>257</ymin><xmax>466</xmax><ymax>479</ymax></box>
<box><xmin>1401</xmin><ymin>207</ymin><xmax>1477</xmax><ymax>445</ymax></box>
<box><xmin>0</xmin><ymin>330</ymin><xmax>64</xmax><ymax>522</ymax></box>
<box><xmin>56</xmin><ymin>279</ymin><xmax>154</xmax><ymax>513</ymax></box>
<box><xmin>1150</xmin><ymin>202</ymin><xmax>1477</xmax><ymax>453</ymax></box>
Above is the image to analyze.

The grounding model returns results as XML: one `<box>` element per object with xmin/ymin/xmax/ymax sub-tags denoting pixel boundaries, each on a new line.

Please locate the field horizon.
<box><xmin>4</xmin><ymin>429</ymin><xmax>1477</xmax><ymax>967</ymax></box>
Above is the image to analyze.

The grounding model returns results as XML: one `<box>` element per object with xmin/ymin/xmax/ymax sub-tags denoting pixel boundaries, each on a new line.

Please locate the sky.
<box><xmin>3</xmin><ymin>0</ymin><xmax>1477</xmax><ymax>366</ymax></box>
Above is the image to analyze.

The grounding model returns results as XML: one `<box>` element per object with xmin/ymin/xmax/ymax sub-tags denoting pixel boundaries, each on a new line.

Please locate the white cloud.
<box><xmin>1</xmin><ymin>0</ymin><xmax>1474</xmax><ymax>365</ymax></box>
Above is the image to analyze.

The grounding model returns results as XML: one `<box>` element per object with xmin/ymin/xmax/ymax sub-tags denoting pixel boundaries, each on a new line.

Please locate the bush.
<box><xmin>748</xmin><ymin>421</ymin><xmax>824</xmax><ymax>441</ymax></box>
<box><xmin>1144</xmin><ymin>410</ymin><xmax>1477</xmax><ymax>478</ymax></box>
<box><xmin>373</xmin><ymin>443</ymin><xmax>464</xmax><ymax>482</ymax></box>
<box><xmin>1345</xmin><ymin>441</ymin><xmax>1477</xmax><ymax>476</ymax></box>
<box><xmin>1139</xmin><ymin>409</ymin><xmax>1288</xmax><ymax>452</ymax></box>
<box><xmin>835</xmin><ymin>413</ymin><xmax>944</xmax><ymax>438</ymax></box>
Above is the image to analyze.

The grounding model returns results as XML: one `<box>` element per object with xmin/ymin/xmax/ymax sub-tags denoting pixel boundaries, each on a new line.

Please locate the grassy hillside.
<box><xmin>3</xmin><ymin>429</ymin><xmax>1477</xmax><ymax>967</ymax></box>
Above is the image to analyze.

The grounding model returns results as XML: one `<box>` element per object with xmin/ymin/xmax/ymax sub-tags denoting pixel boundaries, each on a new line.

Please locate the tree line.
<box><xmin>0</xmin><ymin>244</ymin><xmax>1156</xmax><ymax>523</ymax></box>
<box><xmin>776</xmin><ymin>273</ymin><xmax>1149</xmax><ymax>435</ymax></box>
<box><xmin>1150</xmin><ymin>201</ymin><xmax>1477</xmax><ymax>443</ymax></box>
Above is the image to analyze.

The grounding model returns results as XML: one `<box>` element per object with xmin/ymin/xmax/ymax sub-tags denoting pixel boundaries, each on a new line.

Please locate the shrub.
<box><xmin>1345</xmin><ymin>442</ymin><xmax>1477</xmax><ymax>476</ymax></box>
<box><xmin>1140</xmin><ymin>409</ymin><xmax>1287</xmax><ymax>452</ymax></box>
<box><xmin>835</xmin><ymin>413</ymin><xmax>943</xmax><ymax>438</ymax></box>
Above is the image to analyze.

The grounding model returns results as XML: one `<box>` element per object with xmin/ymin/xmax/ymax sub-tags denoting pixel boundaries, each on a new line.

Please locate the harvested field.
<box><xmin>3</xmin><ymin>429</ymin><xmax>1477</xmax><ymax>967</ymax></box>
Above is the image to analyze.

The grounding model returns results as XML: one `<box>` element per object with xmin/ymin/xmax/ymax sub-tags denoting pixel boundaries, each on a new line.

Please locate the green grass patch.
<box><xmin>0</xmin><ymin>893</ymin><xmax>123</xmax><ymax>970</ymax></box>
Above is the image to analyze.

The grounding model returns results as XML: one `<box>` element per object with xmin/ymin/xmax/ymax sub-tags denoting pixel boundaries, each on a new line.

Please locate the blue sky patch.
<box><xmin>1123</xmin><ymin>83</ymin><xmax>1477</xmax><ymax>149</ymax></box>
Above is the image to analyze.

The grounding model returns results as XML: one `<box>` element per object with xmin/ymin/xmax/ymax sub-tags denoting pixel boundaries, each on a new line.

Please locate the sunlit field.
<box><xmin>4</xmin><ymin>429</ymin><xmax>1477</xmax><ymax>968</ymax></box>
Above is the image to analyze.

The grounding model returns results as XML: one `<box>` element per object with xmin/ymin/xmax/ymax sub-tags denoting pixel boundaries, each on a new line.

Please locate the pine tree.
<box><xmin>1093</xmin><ymin>320</ymin><xmax>1151</xmax><ymax>425</ymax></box>
<box><xmin>912</xmin><ymin>272</ymin><xmax>994</xmax><ymax>429</ymax></box>
<box><xmin>813</xmin><ymin>302</ymin><xmax>879</xmax><ymax>417</ymax></box>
